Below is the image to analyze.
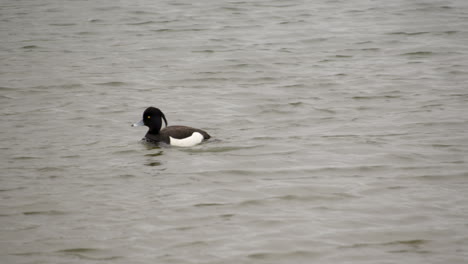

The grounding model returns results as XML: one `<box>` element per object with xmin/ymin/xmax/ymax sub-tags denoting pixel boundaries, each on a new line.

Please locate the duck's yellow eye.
<box><xmin>147</xmin><ymin>116</ymin><xmax>151</xmax><ymax>119</ymax></box>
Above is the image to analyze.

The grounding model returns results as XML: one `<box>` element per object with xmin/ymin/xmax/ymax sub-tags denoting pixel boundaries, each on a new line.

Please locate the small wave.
<box><xmin>443</xmin><ymin>30</ymin><xmax>458</xmax><ymax>35</ymax></box>
<box><xmin>178</xmin><ymin>77</ymin><xmax>231</xmax><ymax>83</ymax></box>
<box><xmin>115</xmin><ymin>174</ymin><xmax>136</xmax><ymax>179</ymax></box>
<box><xmin>361</xmin><ymin>48</ymin><xmax>380</xmax><ymax>51</ymax></box>
<box><xmin>0</xmin><ymin>187</ymin><xmax>26</xmax><ymax>192</ymax></box>
<box><xmin>334</xmin><ymin>54</ymin><xmax>353</xmax><ymax>58</ymax></box>
<box><xmin>355</xmin><ymin>40</ymin><xmax>373</xmax><ymax>44</ymax></box>
<box><xmin>95</xmin><ymin>81</ymin><xmax>128</xmax><ymax>86</ymax></box>
<box><xmin>258</xmin><ymin>108</ymin><xmax>293</xmax><ymax>115</ymax></box>
<box><xmin>76</xmin><ymin>31</ymin><xmax>97</xmax><ymax>36</ymax></box>
<box><xmin>87</xmin><ymin>18</ymin><xmax>103</xmax><ymax>23</ymax></box>
<box><xmin>144</xmin><ymin>151</ymin><xmax>164</xmax><ymax>157</ymax></box>
<box><xmin>129</xmin><ymin>10</ymin><xmax>156</xmax><ymax>15</ymax></box>
<box><xmin>12</xmin><ymin>156</ymin><xmax>40</xmax><ymax>160</ymax></box>
<box><xmin>238</xmin><ymin>199</ymin><xmax>265</xmax><ymax>206</ymax></box>
<box><xmin>251</xmin><ymin>136</ymin><xmax>279</xmax><ymax>141</ymax></box>
<box><xmin>301</xmin><ymin>37</ymin><xmax>328</xmax><ymax>43</ymax></box>
<box><xmin>28</xmin><ymin>83</ymin><xmax>82</xmax><ymax>90</ymax></box>
<box><xmin>249</xmin><ymin>250</ymin><xmax>319</xmax><ymax>260</ymax></box>
<box><xmin>221</xmin><ymin>7</ymin><xmax>247</xmax><ymax>12</ymax></box>
<box><xmin>127</xmin><ymin>21</ymin><xmax>156</xmax><ymax>26</ymax></box>
<box><xmin>388</xmin><ymin>31</ymin><xmax>429</xmax><ymax>36</ymax></box>
<box><xmin>57</xmin><ymin>248</ymin><xmax>98</xmax><ymax>253</ymax></box>
<box><xmin>386</xmin><ymin>240</ymin><xmax>428</xmax><ymax>246</ymax></box>
<box><xmin>220</xmin><ymin>213</ymin><xmax>235</xmax><ymax>219</ymax></box>
<box><xmin>61</xmin><ymin>155</ymin><xmax>80</xmax><ymax>159</ymax></box>
<box><xmin>180</xmin><ymin>145</ymin><xmax>259</xmax><ymax>154</ymax></box>
<box><xmin>401</xmin><ymin>51</ymin><xmax>434</xmax><ymax>56</ymax></box>
<box><xmin>273</xmin><ymin>192</ymin><xmax>357</xmax><ymax>202</ymax></box>
<box><xmin>23</xmin><ymin>210</ymin><xmax>67</xmax><ymax>215</ymax></box>
<box><xmin>21</xmin><ymin>45</ymin><xmax>39</xmax><ymax>49</ymax></box>
<box><xmin>448</xmin><ymin>70</ymin><xmax>468</xmax><ymax>75</ymax></box>
<box><xmin>0</xmin><ymin>86</ymin><xmax>15</xmax><ymax>91</ymax></box>
<box><xmin>352</xmin><ymin>95</ymin><xmax>401</xmax><ymax>100</ymax></box>
<box><xmin>94</xmin><ymin>6</ymin><xmax>121</xmax><ymax>11</ymax></box>
<box><xmin>412</xmin><ymin>171</ymin><xmax>468</xmax><ymax>181</ymax></box>
<box><xmin>56</xmin><ymin>248</ymin><xmax>122</xmax><ymax>260</ymax></box>
<box><xmin>289</xmin><ymin>101</ymin><xmax>304</xmax><ymax>107</ymax></box>
<box><xmin>145</xmin><ymin>161</ymin><xmax>162</xmax><ymax>167</ymax></box>
<box><xmin>49</xmin><ymin>23</ymin><xmax>76</xmax><ymax>26</ymax></box>
<box><xmin>38</xmin><ymin>166</ymin><xmax>65</xmax><ymax>172</ymax></box>
<box><xmin>113</xmin><ymin>149</ymin><xmax>139</xmax><ymax>155</ymax></box>
<box><xmin>193</xmin><ymin>203</ymin><xmax>225</xmax><ymax>207</ymax></box>
<box><xmin>152</xmin><ymin>28</ymin><xmax>171</xmax><ymax>32</ymax></box>
<box><xmin>343</xmin><ymin>239</ymin><xmax>429</xmax><ymax>249</ymax></box>
<box><xmin>192</xmin><ymin>49</ymin><xmax>215</xmax><ymax>53</ymax></box>
<box><xmin>281</xmin><ymin>84</ymin><xmax>307</xmax><ymax>89</ymax></box>
<box><xmin>313</xmin><ymin>107</ymin><xmax>336</xmax><ymax>114</ymax></box>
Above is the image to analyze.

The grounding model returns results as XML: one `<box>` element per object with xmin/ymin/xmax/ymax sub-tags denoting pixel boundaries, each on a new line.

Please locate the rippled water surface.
<box><xmin>1</xmin><ymin>0</ymin><xmax>468</xmax><ymax>263</ymax></box>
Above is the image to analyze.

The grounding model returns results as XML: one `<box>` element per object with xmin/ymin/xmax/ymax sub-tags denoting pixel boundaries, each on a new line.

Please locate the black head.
<box><xmin>142</xmin><ymin>107</ymin><xmax>168</xmax><ymax>133</ymax></box>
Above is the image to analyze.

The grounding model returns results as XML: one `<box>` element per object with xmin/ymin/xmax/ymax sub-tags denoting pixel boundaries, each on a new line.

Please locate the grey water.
<box><xmin>1</xmin><ymin>0</ymin><xmax>468</xmax><ymax>263</ymax></box>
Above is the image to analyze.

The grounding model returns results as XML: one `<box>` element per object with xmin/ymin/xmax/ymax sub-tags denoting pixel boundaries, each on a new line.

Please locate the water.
<box><xmin>1</xmin><ymin>0</ymin><xmax>468</xmax><ymax>263</ymax></box>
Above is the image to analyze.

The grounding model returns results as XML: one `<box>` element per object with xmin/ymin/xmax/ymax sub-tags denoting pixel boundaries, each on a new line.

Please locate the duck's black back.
<box><xmin>161</xmin><ymin>126</ymin><xmax>210</xmax><ymax>140</ymax></box>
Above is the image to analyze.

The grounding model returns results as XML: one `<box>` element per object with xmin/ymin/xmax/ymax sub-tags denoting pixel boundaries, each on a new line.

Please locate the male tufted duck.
<box><xmin>132</xmin><ymin>107</ymin><xmax>211</xmax><ymax>147</ymax></box>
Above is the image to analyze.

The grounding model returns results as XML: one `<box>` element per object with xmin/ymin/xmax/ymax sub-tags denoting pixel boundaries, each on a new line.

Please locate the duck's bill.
<box><xmin>132</xmin><ymin>119</ymin><xmax>144</xmax><ymax>127</ymax></box>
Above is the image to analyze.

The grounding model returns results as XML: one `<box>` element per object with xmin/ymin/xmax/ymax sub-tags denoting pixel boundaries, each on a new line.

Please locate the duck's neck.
<box><xmin>147</xmin><ymin>128</ymin><xmax>161</xmax><ymax>134</ymax></box>
<box><xmin>145</xmin><ymin>132</ymin><xmax>161</xmax><ymax>142</ymax></box>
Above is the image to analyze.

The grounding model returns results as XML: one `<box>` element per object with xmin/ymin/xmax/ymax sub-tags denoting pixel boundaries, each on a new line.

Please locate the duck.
<box><xmin>132</xmin><ymin>107</ymin><xmax>211</xmax><ymax>147</ymax></box>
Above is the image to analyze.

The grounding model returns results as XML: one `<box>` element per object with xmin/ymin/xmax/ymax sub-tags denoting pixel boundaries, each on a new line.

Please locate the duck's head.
<box><xmin>132</xmin><ymin>107</ymin><xmax>168</xmax><ymax>133</ymax></box>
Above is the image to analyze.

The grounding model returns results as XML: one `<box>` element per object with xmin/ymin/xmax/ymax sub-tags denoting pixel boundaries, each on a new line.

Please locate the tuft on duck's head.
<box><xmin>132</xmin><ymin>107</ymin><xmax>211</xmax><ymax>147</ymax></box>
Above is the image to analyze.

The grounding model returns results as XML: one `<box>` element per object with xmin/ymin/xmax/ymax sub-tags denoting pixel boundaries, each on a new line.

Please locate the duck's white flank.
<box><xmin>169</xmin><ymin>132</ymin><xmax>204</xmax><ymax>147</ymax></box>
